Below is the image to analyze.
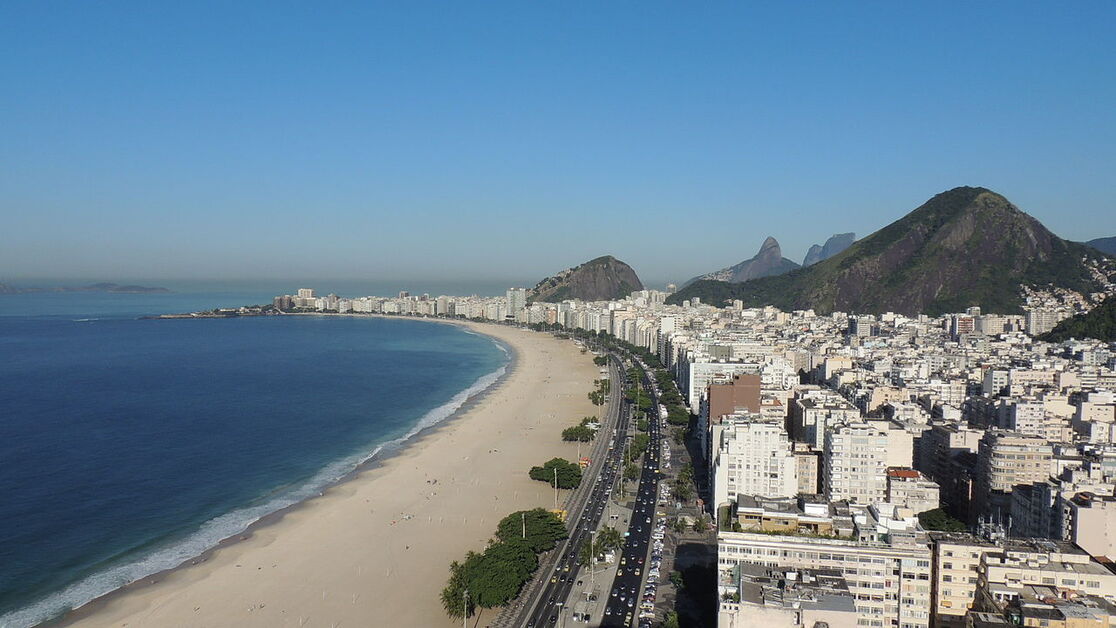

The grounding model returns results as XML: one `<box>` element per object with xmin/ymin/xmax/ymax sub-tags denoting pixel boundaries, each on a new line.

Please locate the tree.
<box><xmin>662</xmin><ymin>611</ymin><xmax>680</xmax><ymax>628</ymax></box>
<box><xmin>669</xmin><ymin>570</ymin><xmax>684</xmax><ymax>590</ymax></box>
<box><xmin>443</xmin><ymin>508</ymin><xmax>570</xmax><ymax>620</ymax></box>
<box><xmin>529</xmin><ymin>458</ymin><xmax>582</xmax><ymax>489</ymax></box>
<box><xmin>918</xmin><ymin>508</ymin><xmax>967</xmax><ymax>532</ymax></box>
<box><xmin>632</xmin><ymin>433</ymin><xmax>651</xmax><ymax>456</ymax></box>
<box><xmin>624</xmin><ymin>462</ymin><xmax>640</xmax><ymax>481</ymax></box>
<box><xmin>593</xmin><ymin>355</ymin><xmax>608</xmax><ymax>366</ymax></box>
<box><xmin>440</xmin><ymin>558</ymin><xmax>475</xmax><ymax>619</ymax></box>
<box><xmin>578</xmin><ymin>539</ymin><xmax>594</xmax><ymax>566</ymax></box>
<box><xmin>468</xmin><ymin>541</ymin><xmax>537</xmax><ymax>607</ymax></box>
<box><xmin>673</xmin><ymin>478</ymin><xmax>694</xmax><ymax>502</ymax></box>
<box><xmin>666</xmin><ymin>406</ymin><xmax>690</xmax><ymax>426</ymax></box>
<box><xmin>692</xmin><ymin>514</ymin><xmax>711</xmax><ymax>532</ymax></box>
<box><xmin>596</xmin><ymin>526</ymin><xmax>622</xmax><ymax>553</ymax></box>
<box><xmin>562</xmin><ymin>424</ymin><xmax>595</xmax><ymax>442</ymax></box>
<box><xmin>495</xmin><ymin>508</ymin><xmax>568</xmax><ymax>553</ymax></box>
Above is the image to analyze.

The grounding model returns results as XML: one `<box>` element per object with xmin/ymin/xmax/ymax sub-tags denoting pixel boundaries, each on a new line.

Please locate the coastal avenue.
<box><xmin>600</xmin><ymin>360</ymin><xmax>662</xmax><ymax>628</ymax></box>
<box><xmin>500</xmin><ymin>350</ymin><xmax>629</xmax><ymax>628</ymax></box>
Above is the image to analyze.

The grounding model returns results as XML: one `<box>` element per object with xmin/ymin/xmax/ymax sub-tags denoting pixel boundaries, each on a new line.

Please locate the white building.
<box><xmin>712</xmin><ymin>414</ymin><xmax>798</xmax><ymax>516</ymax></box>
<box><xmin>824</xmin><ymin>422</ymin><xmax>889</xmax><ymax>504</ymax></box>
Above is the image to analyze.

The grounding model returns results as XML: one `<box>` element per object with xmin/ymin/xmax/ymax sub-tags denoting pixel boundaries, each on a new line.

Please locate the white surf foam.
<box><xmin>0</xmin><ymin>351</ymin><xmax>509</xmax><ymax>628</ymax></box>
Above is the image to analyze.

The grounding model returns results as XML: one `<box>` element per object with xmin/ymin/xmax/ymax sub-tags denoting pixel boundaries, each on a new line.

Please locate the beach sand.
<box><xmin>58</xmin><ymin>321</ymin><xmax>600</xmax><ymax>628</ymax></box>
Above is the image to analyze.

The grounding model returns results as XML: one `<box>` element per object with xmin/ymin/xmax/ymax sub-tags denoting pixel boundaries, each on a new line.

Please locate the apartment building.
<box><xmin>712</xmin><ymin>414</ymin><xmax>798</xmax><ymax>517</ymax></box>
<box><xmin>825</xmin><ymin>422</ymin><xmax>890</xmax><ymax>504</ymax></box>
<box><xmin>718</xmin><ymin>524</ymin><xmax>933</xmax><ymax>628</ymax></box>
<box><xmin>886</xmin><ymin>468</ymin><xmax>941</xmax><ymax>514</ymax></box>
<box><xmin>973</xmin><ymin>431</ymin><xmax>1054</xmax><ymax>523</ymax></box>
<box><xmin>719</xmin><ymin>564</ymin><xmax>858</xmax><ymax>628</ymax></box>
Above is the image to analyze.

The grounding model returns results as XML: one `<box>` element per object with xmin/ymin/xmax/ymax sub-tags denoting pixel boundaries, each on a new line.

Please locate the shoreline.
<box><xmin>37</xmin><ymin>317</ymin><xmax>516</xmax><ymax>628</ymax></box>
<box><xmin>40</xmin><ymin>317</ymin><xmax>597</xmax><ymax>628</ymax></box>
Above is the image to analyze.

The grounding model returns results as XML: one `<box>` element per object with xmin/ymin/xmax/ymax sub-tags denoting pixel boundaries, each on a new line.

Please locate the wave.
<box><xmin>0</xmin><ymin>355</ymin><xmax>509</xmax><ymax>628</ymax></box>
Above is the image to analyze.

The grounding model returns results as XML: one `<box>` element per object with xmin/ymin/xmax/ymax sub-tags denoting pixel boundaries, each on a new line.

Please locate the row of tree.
<box><xmin>440</xmin><ymin>508</ymin><xmax>568</xmax><ymax>619</ymax></box>
<box><xmin>587</xmin><ymin>376</ymin><xmax>610</xmax><ymax>406</ymax></box>
<box><xmin>673</xmin><ymin>462</ymin><xmax>695</xmax><ymax>502</ymax></box>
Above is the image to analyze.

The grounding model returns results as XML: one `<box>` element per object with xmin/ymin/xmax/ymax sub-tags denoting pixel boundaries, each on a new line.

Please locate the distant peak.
<box><xmin>585</xmin><ymin>255</ymin><xmax>619</xmax><ymax>265</ymax></box>
<box><xmin>758</xmin><ymin>236</ymin><xmax>780</xmax><ymax>253</ymax></box>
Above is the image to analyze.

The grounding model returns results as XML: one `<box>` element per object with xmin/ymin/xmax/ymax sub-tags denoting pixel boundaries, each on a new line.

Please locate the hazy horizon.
<box><xmin>3</xmin><ymin>3</ymin><xmax>1115</xmax><ymax>283</ymax></box>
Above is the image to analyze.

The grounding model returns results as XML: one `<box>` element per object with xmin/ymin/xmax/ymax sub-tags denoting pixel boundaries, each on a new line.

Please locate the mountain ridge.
<box><xmin>668</xmin><ymin>187</ymin><xmax>1114</xmax><ymax>316</ymax></box>
<box><xmin>683</xmin><ymin>236</ymin><xmax>800</xmax><ymax>286</ymax></box>
<box><xmin>804</xmin><ymin>233</ymin><xmax>856</xmax><ymax>266</ymax></box>
<box><xmin>1087</xmin><ymin>237</ymin><xmax>1116</xmax><ymax>256</ymax></box>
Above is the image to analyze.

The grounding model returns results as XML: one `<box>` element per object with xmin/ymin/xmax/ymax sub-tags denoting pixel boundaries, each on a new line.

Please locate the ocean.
<box><xmin>0</xmin><ymin>288</ymin><xmax>510</xmax><ymax>627</ymax></box>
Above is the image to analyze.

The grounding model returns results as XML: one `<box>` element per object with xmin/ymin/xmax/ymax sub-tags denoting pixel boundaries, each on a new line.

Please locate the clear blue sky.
<box><xmin>2</xmin><ymin>2</ymin><xmax>1114</xmax><ymax>287</ymax></box>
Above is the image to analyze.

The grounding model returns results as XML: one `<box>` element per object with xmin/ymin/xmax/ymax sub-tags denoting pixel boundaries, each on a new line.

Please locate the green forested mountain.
<box><xmin>668</xmin><ymin>187</ymin><xmax>1112</xmax><ymax>316</ymax></box>
<box><xmin>1040</xmin><ymin>298</ymin><xmax>1116</xmax><ymax>342</ymax></box>
<box><xmin>1087</xmin><ymin>237</ymin><xmax>1116</xmax><ymax>256</ymax></box>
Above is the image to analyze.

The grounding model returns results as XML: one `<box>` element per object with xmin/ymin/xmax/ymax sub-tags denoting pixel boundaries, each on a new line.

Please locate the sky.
<box><xmin>2</xmin><ymin>2</ymin><xmax>1114</xmax><ymax>287</ymax></box>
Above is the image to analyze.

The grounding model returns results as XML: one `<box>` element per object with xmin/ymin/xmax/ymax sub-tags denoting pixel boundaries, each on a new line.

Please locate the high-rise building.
<box><xmin>505</xmin><ymin>287</ymin><xmax>527</xmax><ymax>316</ymax></box>
<box><xmin>973</xmin><ymin>430</ymin><xmax>1053</xmax><ymax>523</ymax></box>
<box><xmin>791</xmin><ymin>391</ymin><xmax>861</xmax><ymax>450</ymax></box>
<box><xmin>928</xmin><ymin>532</ymin><xmax>997</xmax><ymax>628</ymax></box>
<box><xmin>823</xmin><ymin>422</ymin><xmax>889</xmax><ymax>503</ymax></box>
<box><xmin>712</xmin><ymin>414</ymin><xmax>798</xmax><ymax>517</ymax></box>
<box><xmin>1024</xmin><ymin>309</ymin><xmax>1067</xmax><ymax>336</ymax></box>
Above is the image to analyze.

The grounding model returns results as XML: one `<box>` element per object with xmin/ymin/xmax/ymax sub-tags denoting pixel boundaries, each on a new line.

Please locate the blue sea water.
<box><xmin>0</xmin><ymin>291</ymin><xmax>509</xmax><ymax>627</ymax></box>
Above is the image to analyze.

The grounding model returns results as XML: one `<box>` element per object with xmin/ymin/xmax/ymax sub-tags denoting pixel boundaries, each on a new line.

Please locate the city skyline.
<box><xmin>3</xmin><ymin>2</ymin><xmax>1116</xmax><ymax>282</ymax></box>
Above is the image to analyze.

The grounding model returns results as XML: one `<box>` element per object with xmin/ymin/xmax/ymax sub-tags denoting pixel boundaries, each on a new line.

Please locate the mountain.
<box><xmin>529</xmin><ymin>255</ymin><xmax>643</xmax><ymax>303</ymax></box>
<box><xmin>803</xmin><ymin>232</ymin><xmax>856</xmax><ymax>266</ymax></box>
<box><xmin>684</xmin><ymin>237</ymin><xmax>800</xmax><ymax>286</ymax></box>
<box><xmin>1087</xmin><ymin>237</ymin><xmax>1116</xmax><ymax>256</ymax></box>
<box><xmin>1040</xmin><ymin>297</ymin><xmax>1116</xmax><ymax>342</ymax></box>
<box><xmin>668</xmin><ymin>187</ymin><xmax>1114</xmax><ymax>316</ymax></box>
<box><xmin>802</xmin><ymin>244</ymin><xmax>825</xmax><ymax>267</ymax></box>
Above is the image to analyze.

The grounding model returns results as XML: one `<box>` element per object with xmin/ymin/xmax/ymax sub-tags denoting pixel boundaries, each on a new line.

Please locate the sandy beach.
<box><xmin>57</xmin><ymin>320</ymin><xmax>601</xmax><ymax>628</ymax></box>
